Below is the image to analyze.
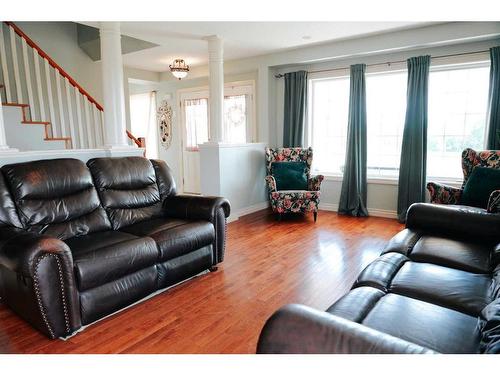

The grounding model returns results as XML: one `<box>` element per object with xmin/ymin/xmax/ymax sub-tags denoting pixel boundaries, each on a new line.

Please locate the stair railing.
<box><xmin>0</xmin><ymin>21</ymin><xmax>105</xmax><ymax>149</ymax></box>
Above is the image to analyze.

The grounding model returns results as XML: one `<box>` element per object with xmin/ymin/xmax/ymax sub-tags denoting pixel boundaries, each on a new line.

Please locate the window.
<box><xmin>427</xmin><ymin>64</ymin><xmax>490</xmax><ymax>180</ymax></box>
<box><xmin>366</xmin><ymin>71</ymin><xmax>407</xmax><ymax>178</ymax></box>
<box><xmin>129</xmin><ymin>91</ymin><xmax>158</xmax><ymax>159</ymax></box>
<box><xmin>309</xmin><ymin>76</ymin><xmax>350</xmax><ymax>175</ymax></box>
<box><xmin>224</xmin><ymin>95</ymin><xmax>248</xmax><ymax>143</ymax></box>
<box><xmin>184</xmin><ymin>98</ymin><xmax>209</xmax><ymax>150</ymax></box>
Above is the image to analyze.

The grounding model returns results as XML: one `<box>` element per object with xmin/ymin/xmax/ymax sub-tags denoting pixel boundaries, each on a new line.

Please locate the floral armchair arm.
<box><xmin>265</xmin><ymin>175</ymin><xmax>277</xmax><ymax>193</ymax></box>
<box><xmin>308</xmin><ymin>175</ymin><xmax>324</xmax><ymax>191</ymax></box>
<box><xmin>426</xmin><ymin>182</ymin><xmax>462</xmax><ymax>205</ymax></box>
<box><xmin>487</xmin><ymin>190</ymin><xmax>500</xmax><ymax>213</ymax></box>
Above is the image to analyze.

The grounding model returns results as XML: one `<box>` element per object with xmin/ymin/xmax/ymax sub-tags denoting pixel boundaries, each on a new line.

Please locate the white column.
<box><xmin>257</xmin><ymin>65</ymin><xmax>270</xmax><ymax>145</ymax></box>
<box><xmin>99</xmin><ymin>22</ymin><xmax>130</xmax><ymax>149</ymax></box>
<box><xmin>207</xmin><ymin>35</ymin><xmax>224</xmax><ymax>143</ymax></box>
<box><xmin>0</xmin><ymin>94</ymin><xmax>18</xmax><ymax>152</ymax></box>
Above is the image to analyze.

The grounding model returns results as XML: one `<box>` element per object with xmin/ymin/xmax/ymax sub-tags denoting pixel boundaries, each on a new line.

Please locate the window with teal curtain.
<box><xmin>283</xmin><ymin>71</ymin><xmax>308</xmax><ymax>147</ymax></box>
<box><xmin>397</xmin><ymin>55</ymin><xmax>431</xmax><ymax>223</ymax></box>
<box><xmin>487</xmin><ymin>46</ymin><xmax>500</xmax><ymax>149</ymax></box>
<box><xmin>338</xmin><ymin>64</ymin><xmax>368</xmax><ymax>217</ymax></box>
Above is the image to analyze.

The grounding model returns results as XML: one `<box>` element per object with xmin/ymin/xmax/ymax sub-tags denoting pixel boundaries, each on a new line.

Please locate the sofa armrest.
<box><xmin>163</xmin><ymin>195</ymin><xmax>231</xmax><ymax>264</ymax></box>
<box><xmin>426</xmin><ymin>182</ymin><xmax>462</xmax><ymax>204</ymax></box>
<box><xmin>257</xmin><ymin>304</ymin><xmax>434</xmax><ymax>354</ymax></box>
<box><xmin>265</xmin><ymin>175</ymin><xmax>277</xmax><ymax>192</ymax></box>
<box><xmin>487</xmin><ymin>190</ymin><xmax>500</xmax><ymax>213</ymax></box>
<box><xmin>406</xmin><ymin>203</ymin><xmax>500</xmax><ymax>239</ymax></box>
<box><xmin>308</xmin><ymin>174</ymin><xmax>324</xmax><ymax>191</ymax></box>
<box><xmin>0</xmin><ymin>231</ymin><xmax>81</xmax><ymax>338</ymax></box>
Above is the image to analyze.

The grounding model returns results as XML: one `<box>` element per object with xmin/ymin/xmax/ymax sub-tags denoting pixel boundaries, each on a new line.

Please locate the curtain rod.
<box><xmin>274</xmin><ymin>49</ymin><xmax>490</xmax><ymax>78</ymax></box>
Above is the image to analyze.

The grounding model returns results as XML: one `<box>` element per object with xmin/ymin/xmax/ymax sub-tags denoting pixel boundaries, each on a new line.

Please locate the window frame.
<box><xmin>306</xmin><ymin>58</ymin><xmax>491</xmax><ymax>185</ymax></box>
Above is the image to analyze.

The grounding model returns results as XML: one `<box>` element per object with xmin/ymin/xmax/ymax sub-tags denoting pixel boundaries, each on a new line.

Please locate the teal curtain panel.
<box><xmin>397</xmin><ymin>55</ymin><xmax>431</xmax><ymax>223</ymax></box>
<box><xmin>487</xmin><ymin>46</ymin><xmax>500</xmax><ymax>149</ymax></box>
<box><xmin>339</xmin><ymin>64</ymin><xmax>369</xmax><ymax>217</ymax></box>
<box><xmin>283</xmin><ymin>70</ymin><xmax>308</xmax><ymax>147</ymax></box>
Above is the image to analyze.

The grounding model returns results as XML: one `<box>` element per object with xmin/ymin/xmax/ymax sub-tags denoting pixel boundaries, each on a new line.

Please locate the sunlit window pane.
<box><xmin>224</xmin><ymin>95</ymin><xmax>247</xmax><ymax>143</ymax></box>
<box><xmin>427</xmin><ymin>66</ymin><xmax>489</xmax><ymax>179</ymax></box>
<box><xmin>366</xmin><ymin>72</ymin><xmax>407</xmax><ymax>177</ymax></box>
<box><xmin>309</xmin><ymin>77</ymin><xmax>350</xmax><ymax>174</ymax></box>
<box><xmin>184</xmin><ymin>98</ymin><xmax>209</xmax><ymax>150</ymax></box>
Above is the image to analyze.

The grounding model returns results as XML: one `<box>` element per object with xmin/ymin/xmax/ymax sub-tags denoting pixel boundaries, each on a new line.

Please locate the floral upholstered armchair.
<box><xmin>265</xmin><ymin>147</ymin><xmax>324</xmax><ymax>221</ymax></box>
<box><xmin>427</xmin><ymin>148</ymin><xmax>500</xmax><ymax>213</ymax></box>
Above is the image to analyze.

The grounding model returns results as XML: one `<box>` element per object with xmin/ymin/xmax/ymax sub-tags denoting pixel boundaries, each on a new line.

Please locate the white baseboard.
<box><xmin>320</xmin><ymin>203</ymin><xmax>398</xmax><ymax>219</ymax></box>
<box><xmin>227</xmin><ymin>201</ymin><xmax>270</xmax><ymax>222</ymax></box>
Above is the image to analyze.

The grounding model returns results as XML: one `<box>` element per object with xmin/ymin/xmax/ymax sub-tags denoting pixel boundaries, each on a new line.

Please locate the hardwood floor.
<box><xmin>0</xmin><ymin>209</ymin><xmax>403</xmax><ymax>354</ymax></box>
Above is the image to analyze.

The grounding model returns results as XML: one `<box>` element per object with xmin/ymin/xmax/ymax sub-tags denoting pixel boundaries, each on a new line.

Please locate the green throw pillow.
<box><xmin>461</xmin><ymin>166</ymin><xmax>500</xmax><ymax>209</ymax></box>
<box><xmin>271</xmin><ymin>161</ymin><xmax>308</xmax><ymax>191</ymax></box>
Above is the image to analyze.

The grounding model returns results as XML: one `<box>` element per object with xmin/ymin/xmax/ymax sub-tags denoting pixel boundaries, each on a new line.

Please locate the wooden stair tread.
<box><xmin>2</xmin><ymin>102</ymin><xmax>29</xmax><ymax>107</ymax></box>
<box><xmin>22</xmin><ymin>121</ymin><xmax>51</xmax><ymax>125</ymax></box>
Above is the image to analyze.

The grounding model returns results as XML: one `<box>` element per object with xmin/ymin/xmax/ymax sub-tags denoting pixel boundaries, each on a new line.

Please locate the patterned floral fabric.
<box><xmin>265</xmin><ymin>147</ymin><xmax>324</xmax><ymax>214</ymax></box>
<box><xmin>426</xmin><ymin>182</ymin><xmax>462</xmax><ymax>205</ymax></box>
<box><xmin>462</xmin><ymin>148</ymin><xmax>500</xmax><ymax>189</ymax></box>
<box><xmin>487</xmin><ymin>190</ymin><xmax>500</xmax><ymax>213</ymax></box>
<box><xmin>428</xmin><ymin>148</ymin><xmax>500</xmax><ymax>212</ymax></box>
<box><xmin>269</xmin><ymin>191</ymin><xmax>320</xmax><ymax>213</ymax></box>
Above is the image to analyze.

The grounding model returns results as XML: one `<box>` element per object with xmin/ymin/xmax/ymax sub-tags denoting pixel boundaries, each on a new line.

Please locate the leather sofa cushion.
<box><xmin>2</xmin><ymin>158</ymin><xmax>111</xmax><ymax>239</ymax></box>
<box><xmin>0</xmin><ymin>172</ymin><xmax>22</xmax><ymax>228</ymax></box>
<box><xmin>478</xmin><ymin>298</ymin><xmax>500</xmax><ymax>353</ymax></box>
<box><xmin>326</xmin><ymin>286</ymin><xmax>385</xmax><ymax>322</ymax></box>
<box><xmin>362</xmin><ymin>293</ymin><xmax>481</xmax><ymax>353</ymax></box>
<box><xmin>65</xmin><ymin>231</ymin><xmax>158</xmax><ymax>291</ymax></box>
<box><xmin>390</xmin><ymin>261</ymin><xmax>492</xmax><ymax>316</ymax></box>
<box><xmin>87</xmin><ymin>157</ymin><xmax>163</xmax><ymax>230</ymax></box>
<box><xmin>121</xmin><ymin>217</ymin><xmax>215</xmax><ymax>262</ymax></box>
<box><xmin>410</xmin><ymin>236</ymin><xmax>492</xmax><ymax>274</ymax></box>
<box><xmin>354</xmin><ymin>252</ymin><xmax>408</xmax><ymax>291</ymax></box>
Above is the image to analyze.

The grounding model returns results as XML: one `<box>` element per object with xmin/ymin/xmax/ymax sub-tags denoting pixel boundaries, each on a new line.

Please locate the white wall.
<box><xmin>154</xmin><ymin>22</ymin><xmax>500</xmax><ymax>217</ymax></box>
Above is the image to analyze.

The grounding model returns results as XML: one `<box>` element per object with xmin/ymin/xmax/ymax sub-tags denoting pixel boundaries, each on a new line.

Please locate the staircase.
<box><xmin>0</xmin><ymin>22</ymin><xmax>105</xmax><ymax>150</ymax></box>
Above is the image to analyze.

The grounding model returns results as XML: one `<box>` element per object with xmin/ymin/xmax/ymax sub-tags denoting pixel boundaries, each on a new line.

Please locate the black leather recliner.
<box><xmin>0</xmin><ymin>157</ymin><xmax>230</xmax><ymax>339</ymax></box>
<box><xmin>257</xmin><ymin>203</ymin><xmax>500</xmax><ymax>354</ymax></box>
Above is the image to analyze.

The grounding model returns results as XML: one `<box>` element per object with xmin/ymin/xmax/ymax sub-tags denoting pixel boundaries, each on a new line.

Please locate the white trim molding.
<box><xmin>319</xmin><ymin>203</ymin><xmax>398</xmax><ymax>220</ymax></box>
<box><xmin>227</xmin><ymin>201</ymin><xmax>270</xmax><ymax>223</ymax></box>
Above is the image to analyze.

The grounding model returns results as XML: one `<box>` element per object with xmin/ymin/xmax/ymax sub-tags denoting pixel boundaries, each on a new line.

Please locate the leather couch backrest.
<box><xmin>1</xmin><ymin>158</ymin><xmax>111</xmax><ymax>239</ymax></box>
<box><xmin>87</xmin><ymin>157</ymin><xmax>176</xmax><ymax>230</ymax></box>
<box><xmin>0</xmin><ymin>172</ymin><xmax>22</xmax><ymax>228</ymax></box>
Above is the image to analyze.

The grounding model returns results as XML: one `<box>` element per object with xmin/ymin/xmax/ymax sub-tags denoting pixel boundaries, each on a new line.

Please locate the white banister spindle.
<box><xmin>0</xmin><ymin>25</ymin><xmax>12</xmax><ymax>102</ymax></box>
<box><xmin>74</xmin><ymin>87</ymin><xmax>85</xmax><ymax>148</ymax></box>
<box><xmin>9</xmin><ymin>26</ymin><xmax>22</xmax><ymax>104</ymax></box>
<box><xmin>55</xmin><ymin>72</ymin><xmax>66</xmax><ymax>137</ymax></box>
<box><xmin>64</xmin><ymin>77</ymin><xmax>76</xmax><ymax>146</ymax></box>
<box><xmin>21</xmin><ymin>38</ymin><xmax>35</xmax><ymax>119</ymax></box>
<box><xmin>84</xmin><ymin>99</ymin><xmax>93</xmax><ymax>148</ymax></box>
<box><xmin>33</xmin><ymin>49</ymin><xmax>46</xmax><ymax>122</ymax></box>
<box><xmin>92</xmin><ymin>106</ymin><xmax>102</xmax><ymax>147</ymax></box>
<box><xmin>44</xmin><ymin>58</ymin><xmax>57</xmax><ymax>136</ymax></box>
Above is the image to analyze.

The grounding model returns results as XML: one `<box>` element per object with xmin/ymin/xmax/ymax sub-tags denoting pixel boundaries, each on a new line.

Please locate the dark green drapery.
<box><xmin>487</xmin><ymin>46</ymin><xmax>500</xmax><ymax>149</ymax></box>
<box><xmin>397</xmin><ymin>55</ymin><xmax>431</xmax><ymax>223</ymax></box>
<box><xmin>283</xmin><ymin>70</ymin><xmax>308</xmax><ymax>147</ymax></box>
<box><xmin>338</xmin><ymin>64</ymin><xmax>368</xmax><ymax>217</ymax></box>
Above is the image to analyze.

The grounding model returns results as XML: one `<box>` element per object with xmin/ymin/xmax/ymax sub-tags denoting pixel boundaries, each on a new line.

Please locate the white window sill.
<box><xmin>320</xmin><ymin>174</ymin><xmax>463</xmax><ymax>187</ymax></box>
<box><xmin>320</xmin><ymin>174</ymin><xmax>399</xmax><ymax>185</ymax></box>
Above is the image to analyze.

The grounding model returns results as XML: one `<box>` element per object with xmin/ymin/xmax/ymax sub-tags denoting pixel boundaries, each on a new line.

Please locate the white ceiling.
<box><xmin>83</xmin><ymin>22</ymin><xmax>430</xmax><ymax>72</ymax></box>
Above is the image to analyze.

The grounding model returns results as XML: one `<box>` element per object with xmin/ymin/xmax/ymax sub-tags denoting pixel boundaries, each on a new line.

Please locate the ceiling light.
<box><xmin>169</xmin><ymin>59</ymin><xmax>189</xmax><ymax>80</ymax></box>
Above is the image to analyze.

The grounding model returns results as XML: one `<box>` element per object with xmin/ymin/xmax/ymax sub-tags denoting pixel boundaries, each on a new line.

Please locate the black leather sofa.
<box><xmin>0</xmin><ymin>157</ymin><xmax>230</xmax><ymax>339</ymax></box>
<box><xmin>257</xmin><ymin>203</ymin><xmax>500</xmax><ymax>354</ymax></box>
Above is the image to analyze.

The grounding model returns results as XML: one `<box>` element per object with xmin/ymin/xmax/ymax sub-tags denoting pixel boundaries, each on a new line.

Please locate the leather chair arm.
<box><xmin>257</xmin><ymin>304</ymin><xmax>434</xmax><ymax>354</ymax></box>
<box><xmin>308</xmin><ymin>174</ymin><xmax>324</xmax><ymax>191</ymax></box>
<box><xmin>265</xmin><ymin>175</ymin><xmax>277</xmax><ymax>192</ymax></box>
<box><xmin>426</xmin><ymin>182</ymin><xmax>462</xmax><ymax>204</ymax></box>
<box><xmin>163</xmin><ymin>195</ymin><xmax>231</xmax><ymax>264</ymax></box>
<box><xmin>487</xmin><ymin>190</ymin><xmax>500</xmax><ymax>213</ymax></box>
<box><xmin>406</xmin><ymin>203</ymin><xmax>500</xmax><ymax>239</ymax></box>
<box><xmin>0</xmin><ymin>231</ymin><xmax>81</xmax><ymax>338</ymax></box>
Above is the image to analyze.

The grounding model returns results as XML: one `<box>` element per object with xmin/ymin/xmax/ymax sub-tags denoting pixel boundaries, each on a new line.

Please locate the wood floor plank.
<box><xmin>0</xmin><ymin>209</ymin><xmax>403</xmax><ymax>353</ymax></box>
